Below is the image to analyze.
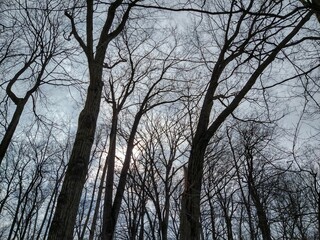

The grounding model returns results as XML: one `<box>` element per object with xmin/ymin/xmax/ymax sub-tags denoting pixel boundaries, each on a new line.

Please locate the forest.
<box><xmin>0</xmin><ymin>0</ymin><xmax>319</xmax><ymax>239</ymax></box>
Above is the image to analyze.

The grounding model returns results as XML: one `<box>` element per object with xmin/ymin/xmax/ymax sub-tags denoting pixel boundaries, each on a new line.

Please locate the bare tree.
<box><xmin>47</xmin><ymin>1</ymin><xmax>141</xmax><ymax>239</ymax></box>
<box><xmin>227</xmin><ymin>122</ymin><xmax>279</xmax><ymax>240</ymax></box>
<box><xmin>179</xmin><ymin>1</ymin><xmax>316</xmax><ymax>239</ymax></box>
<box><xmin>100</xmin><ymin>25</ymin><xmax>183</xmax><ymax>239</ymax></box>
<box><xmin>0</xmin><ymin>0</ymin><xmax>67</xmax><ymax>164</ymax></box>
<box><xmin>0</xmin><ymin>121</ymin><xmax>71</xmax><ymax>239</ymax></box>
<box><xmin>0</xmin><ymin>0</ymin><xmax>319</xmax><ymax>239</ymax></box>
<box><xmin>133</xmin><ymin>114</ymin><xmax>187</xmax><ymax>240</ymax></box>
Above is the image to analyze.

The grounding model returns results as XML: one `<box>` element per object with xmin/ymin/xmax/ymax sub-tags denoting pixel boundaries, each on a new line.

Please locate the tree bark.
<box><xmin>47</xmin><ymin>71</ymin><xmax>103</xmax><ymax>240</ymax></box>
<box><xmin>180</xmin><ymin>140</ymin><xmax>208</xmax><ymax>240</ymax></box>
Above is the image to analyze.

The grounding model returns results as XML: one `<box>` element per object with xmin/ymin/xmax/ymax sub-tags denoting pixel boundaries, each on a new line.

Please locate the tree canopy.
<box><xmin>0</xmin><ymin>1</ymin><xmax>319</xmax><ymax>239</ymax></box>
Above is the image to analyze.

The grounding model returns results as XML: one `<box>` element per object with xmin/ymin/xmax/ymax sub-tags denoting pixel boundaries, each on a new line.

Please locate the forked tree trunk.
<box><xmin>0</xmin><ymin>57</ymin><xmax>49</xmax><ymax>164</ymax></box>
<box><xmin>179</xmin><ymin>12</ymin><xmax>312</xmax><ymax>240</ymax></box>
<box><xmin>47</xmin><ymin>0</ymin><xmax>135</xmax><ymax>238</ymax></box>
<box><xmin>102</xmin><ymin>111</ymin><xmax>142</xmax><ymax>240</ymax></box>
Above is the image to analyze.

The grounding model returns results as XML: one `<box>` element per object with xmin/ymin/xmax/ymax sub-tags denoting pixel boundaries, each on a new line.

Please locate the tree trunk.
<box><xmin>102</xmin><ymin>111</ymin><xmax>142</xmax><ymax>240</ymax></box>
<box><xmin>101</xmin><ymin>113</ymin><xmax>118</xmax><ymax>240</ymax></box>
<box><xmin>37</xmin><ymin>162</ymin><xmax>66</xmax><ymax>240</ymax></box>
<box><xmin>88</xmin><ymin>143</ymin><xmax>109</xmax><ymax>240</ymax></box>
<box><xmin>248</xmin><ymin>181</ymin><xmax>271</xmax><ymax>240</ymax></box>
<box><xmin>47</xmin><ymin>70</ymin><xmax>103</xmax><ymax>240</ymax></box>
<box><xmin>180</xmin><ymin>141</ymin><xmax>208</xmax><ymax>240</ymax></box>
<box><xmin>0</xmin><ymin>100</ymin><xmax>27</xmax><ymax>163</ymax></box>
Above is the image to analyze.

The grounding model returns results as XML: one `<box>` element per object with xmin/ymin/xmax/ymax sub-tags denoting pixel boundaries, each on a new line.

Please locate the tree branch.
<box><xmin>65</xmin><ymin>10</ymin><xmax>88</xmax><ymax>56</ymax></box>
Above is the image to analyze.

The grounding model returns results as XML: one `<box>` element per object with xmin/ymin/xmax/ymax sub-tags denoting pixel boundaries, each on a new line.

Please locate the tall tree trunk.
<box><xmin>180</xmin><ymin>141</ymin><xmax>208</xmax><ymax>240</ymax></box>
<box><xmin>47</xmin><ymin>70</ymin><xmax>104</xmax><ymax>240</ymax></box>
<box><xmin>37</xmin><ymin>162</ymin><xmax>66</xmax><ymax>240</ymax></box>
<box><xmin>101</xmin><ymin>113</ymin><xmax>118</xmax><ymax>240</ymax></box>
<box><xmin>102</xmin><ymin>111</ymin><xmax>142</xmax><ymax>240</ymax></box>
<box><xmin>89</xmin><ymin>153</ymin><xmax>108</xmax><ymax>240</ymax></box>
